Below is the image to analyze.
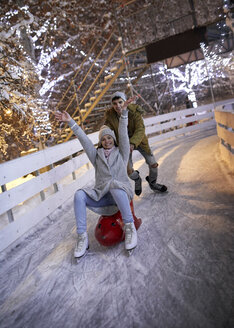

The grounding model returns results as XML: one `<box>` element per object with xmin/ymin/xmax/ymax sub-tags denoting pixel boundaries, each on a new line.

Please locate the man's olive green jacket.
<box><xmin>104</xmin><ymin>103</ymin><xmax>151</xmax><ymax>154</ymax></box>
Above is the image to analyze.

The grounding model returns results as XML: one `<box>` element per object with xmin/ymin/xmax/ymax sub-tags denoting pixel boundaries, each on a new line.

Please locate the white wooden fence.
<box><xmin>0</xmin><ymin>98</ymin><xmax>233</xmax><ymax>252</ymax></box>
<box><xmin>215</xmin><ymin>102</ymin><xmax>234</xmax><ymax>172</ymax></box>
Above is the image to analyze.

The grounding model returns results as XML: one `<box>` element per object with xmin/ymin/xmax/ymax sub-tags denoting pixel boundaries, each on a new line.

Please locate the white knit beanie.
<box><xmin>98</xmin><ymin>125</ymin><xmax>117</xmax><ymax>146</ymax></box>
<box><xmin>111</xmin><ymin>91</ymin><xmax>126</xmax><ymax>103</ymax></box>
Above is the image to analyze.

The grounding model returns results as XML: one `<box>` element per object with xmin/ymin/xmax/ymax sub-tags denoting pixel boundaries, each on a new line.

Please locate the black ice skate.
<box><xmin>134</xmin><ymin>175</ymin><xmax>142</xmax><ymax>196</ymax></box>
<box><xmin>146</xmin><ymin>176</ymin><xmax>167</xmax><ymax>193</ymax></box>
<box><xmin>130</xmin><ymin>170</ymin><xmax>142</xmax><ymax>196</ymax></box>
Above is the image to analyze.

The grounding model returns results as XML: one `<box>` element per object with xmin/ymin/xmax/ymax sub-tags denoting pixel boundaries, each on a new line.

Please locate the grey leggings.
<box><xmin>128</xmin><ymin>146</ymin><xmax>158</xmax><ymax>182</ymax></box>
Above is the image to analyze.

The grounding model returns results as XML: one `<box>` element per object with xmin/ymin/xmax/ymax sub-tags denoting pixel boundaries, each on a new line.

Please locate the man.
<box><xmin>104</xmin><ymin>91</ymin><xmax>167</xmax><ymax>196</ymax></box>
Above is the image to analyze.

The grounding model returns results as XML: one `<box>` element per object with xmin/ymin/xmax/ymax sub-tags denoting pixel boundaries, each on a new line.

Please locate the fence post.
<box><xmin>69</xmin><ymin>155</ymin><xmax>76</xmax><ymax>180</ymax></box>
<box><xmin>1</xmin><ymin>184</ymin><xmax>14</xmax><ymax>222</ymax></box>
<box><xmin>35</xmin><ymin>170</ymin><xmax>45</xmax><ymax>201</ymax></box>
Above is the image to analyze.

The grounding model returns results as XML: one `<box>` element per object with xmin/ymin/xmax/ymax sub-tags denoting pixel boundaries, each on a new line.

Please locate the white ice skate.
<box><xmin>74</xmin><ymin>232</ymin><xmax>89</xmax><ymax>261</ymax></box>
<box><xmin>124</xmin><ymin>222</ymin><xmax>137</xmax><ymax>256</ymax></box>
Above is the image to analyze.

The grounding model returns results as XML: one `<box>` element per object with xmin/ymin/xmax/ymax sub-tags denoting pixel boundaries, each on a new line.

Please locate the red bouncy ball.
<box><xmin>95</xmin><ymin>200</ymin><xmax>142</xmax><ymax>247</ymax></box>
<box><xmin>95</xmin><ymin>213</ymin><xmax>124</xmax><ymax>247</ymax></box>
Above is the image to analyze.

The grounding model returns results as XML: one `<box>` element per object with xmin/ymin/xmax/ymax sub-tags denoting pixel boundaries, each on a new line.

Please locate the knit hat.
<box><xmin>111</xmin><ymin>91</ymin><xmax>126</xmax><ymax>103</ymax></box>
<box><xmin>98</xmin><ymin>125</ymin><xmax>116</xmax><ymax>146</ymax></box>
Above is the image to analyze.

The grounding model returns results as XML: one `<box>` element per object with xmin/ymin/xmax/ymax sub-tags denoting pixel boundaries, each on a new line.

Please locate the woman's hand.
<box><xmin>54</xmin><ymin>111</ymin><xmax>71</xmax><ymax>122</ymax></box>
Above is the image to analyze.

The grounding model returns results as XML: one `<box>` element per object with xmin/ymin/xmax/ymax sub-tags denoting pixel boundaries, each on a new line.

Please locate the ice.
<box><xmin>0</xmin><ymin>127</ymin><xmax>233</xmax><ymax>328</ymax></box>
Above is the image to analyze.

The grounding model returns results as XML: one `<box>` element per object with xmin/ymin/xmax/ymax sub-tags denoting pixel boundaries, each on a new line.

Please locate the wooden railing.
<box><xmin>214</xmin><ymin>102</ymin><xmax>234</xmax><ymax>172</ymax></box>
<box><xmin>0</xmin><ymin>99</ymin><xmax>233</xmax><ymax>252</ymax></box>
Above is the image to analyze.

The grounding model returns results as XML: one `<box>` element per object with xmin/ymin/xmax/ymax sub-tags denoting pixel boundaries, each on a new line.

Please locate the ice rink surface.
<box><xmin>0</xmin><ymin>127</ymin><xmax>234</xmax><ymax>328</ymax></box>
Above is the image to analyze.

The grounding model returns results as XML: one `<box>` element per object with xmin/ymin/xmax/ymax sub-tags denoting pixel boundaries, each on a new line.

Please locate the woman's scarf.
<box><xmin>103</xmin><ymin>146</ymin><xmax>115</xmax><ymax>161</ymax></box>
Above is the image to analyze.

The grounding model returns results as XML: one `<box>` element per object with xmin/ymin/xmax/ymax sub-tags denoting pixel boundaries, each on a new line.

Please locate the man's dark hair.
<box><xmin>112</xmin><ymin>96</ymin><xmax>123</xmax><ymax>102</ymax></box>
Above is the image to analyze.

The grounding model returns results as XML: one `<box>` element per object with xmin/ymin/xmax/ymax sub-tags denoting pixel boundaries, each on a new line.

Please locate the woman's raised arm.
<box><xmin>55</xmin><ymin>111</ymin><xmax>97</xmax><ymax>165</ymax></box>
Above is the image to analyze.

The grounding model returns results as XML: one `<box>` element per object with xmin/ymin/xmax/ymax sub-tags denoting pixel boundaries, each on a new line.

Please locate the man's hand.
<box><xmin>54</xmin><ymin>111</ymin><xmax>71</xmax><ymax>122</ymax></box>
<box><xmin>130</xmin><ymin>144</ymin><xmax>135</xmax><ymax>152</ymax></box>
<box><xmin>123</xmin><ymin>95</ymin><xmax>138</xmax><ymax>110</ymax></box>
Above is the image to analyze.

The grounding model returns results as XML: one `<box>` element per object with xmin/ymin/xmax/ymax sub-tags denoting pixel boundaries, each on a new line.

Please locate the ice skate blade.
<box><xmin>74</xmin><ymin>246</ymin><xmax>89</xmax><ymax>263</ymax></box>
<box><xmin>126</xmin><ymin>247</ymin><xmax>136</xmax><ymax>257</ymax></box>
<box><xmin>75</xmin><ymin>251</ymin><xmax>88</xmax><ymax>263</ymax></box>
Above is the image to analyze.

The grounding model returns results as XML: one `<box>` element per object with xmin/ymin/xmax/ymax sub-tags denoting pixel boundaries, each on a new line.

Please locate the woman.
<box><xmin>55</xmin><ymin>97</ymin><xmax>137</xmax><ymax>259</ymax></box>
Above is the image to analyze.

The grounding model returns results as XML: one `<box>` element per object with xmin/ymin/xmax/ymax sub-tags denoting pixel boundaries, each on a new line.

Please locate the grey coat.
<box><xmin>68</xmin><ymin>110</ymin><xmax>134</xmax><ymax>215</ymax></box>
